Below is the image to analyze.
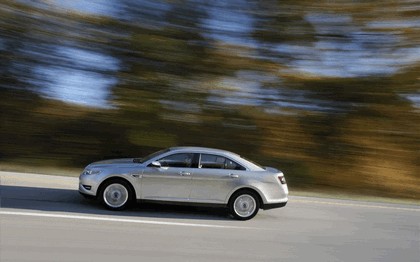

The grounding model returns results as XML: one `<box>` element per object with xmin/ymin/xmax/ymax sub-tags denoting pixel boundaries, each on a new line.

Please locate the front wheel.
<box><xmin>99</xmin><ymin>180</ymin><xmax>133</xmax><ymax>211</ymax></box>
<box><xmin>228</xmin><ymin>190</ymin><xmax>260</xmax><ymax>220</ymax></box>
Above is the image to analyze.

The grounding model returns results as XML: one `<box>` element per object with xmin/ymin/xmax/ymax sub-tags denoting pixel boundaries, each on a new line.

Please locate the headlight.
<box><xmin>82</xmin><ymin>168</ymin><xmax>101</xmax><ymax>175</ymax></box>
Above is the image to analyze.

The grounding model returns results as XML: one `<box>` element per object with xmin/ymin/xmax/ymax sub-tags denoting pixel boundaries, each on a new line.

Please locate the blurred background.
<box><xmin>0</xmin><ymin>0</ymin><xmax>419</xmax><ymax>200</ymax></box>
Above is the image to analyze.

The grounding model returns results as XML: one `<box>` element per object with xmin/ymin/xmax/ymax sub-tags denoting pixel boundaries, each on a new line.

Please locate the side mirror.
<box><xmin>150</xmin><ymin>161</ymin><xmax>161</xmax><ymax>168</ymax></box>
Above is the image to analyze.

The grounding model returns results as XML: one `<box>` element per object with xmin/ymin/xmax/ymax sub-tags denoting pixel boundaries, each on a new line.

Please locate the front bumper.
<box><xmin>78</xmin><ymin>173</ymin><xmax>100</xmax><ymax>197</ymax></box>
<box><xmin>78</xmin><ymin>183</ymin><xmax>96</xmax><ymax>196</ymax></box>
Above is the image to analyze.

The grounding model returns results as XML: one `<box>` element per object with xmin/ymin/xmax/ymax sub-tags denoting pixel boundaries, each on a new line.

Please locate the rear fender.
<box><xmin>225</xmin><ymin>185</ymin><xmax>267</xmax><ymax>205</ymax></box>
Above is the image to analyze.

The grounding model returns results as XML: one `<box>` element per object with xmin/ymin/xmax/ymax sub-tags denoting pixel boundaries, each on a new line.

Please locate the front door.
<box><xmin>141</xmin><ymin>153</ymin><xmax>196</xmax><ymax>201</ymax></box>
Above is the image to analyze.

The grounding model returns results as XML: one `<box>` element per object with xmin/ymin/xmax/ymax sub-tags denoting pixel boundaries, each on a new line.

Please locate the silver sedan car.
<box><xmin>79</xmin><ymin>147</ymin><xmax>288</xmax><ymax>220</ymax></box>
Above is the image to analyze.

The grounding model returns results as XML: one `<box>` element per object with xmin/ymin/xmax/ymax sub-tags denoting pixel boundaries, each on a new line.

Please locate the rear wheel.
<box><xmin>99</xmin><ymin>179</ymin><xmax>134</xmax><ymax>210</ymax></box>
<box><xmin>229</xmin><ymin>190</ymin><xmax>260</xmax><ymax>220</ymax></box>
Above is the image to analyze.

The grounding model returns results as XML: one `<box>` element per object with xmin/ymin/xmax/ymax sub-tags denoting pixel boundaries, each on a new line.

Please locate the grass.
<box><xmin>0</xmin><ymin>163</ymin><xmax>81</xmax><ymax>177</ymax></box>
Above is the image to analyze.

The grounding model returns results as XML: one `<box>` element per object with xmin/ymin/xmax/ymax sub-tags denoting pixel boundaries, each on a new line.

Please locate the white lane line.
<box><xmin>0</xmin><ymin>210</ymin><xmax>260</xmax><ymax>230</ymax></box>
<box><xmin>292</xmin><ymin>199</ymin><xmax>420</xmax><ymax>212</ymax></box>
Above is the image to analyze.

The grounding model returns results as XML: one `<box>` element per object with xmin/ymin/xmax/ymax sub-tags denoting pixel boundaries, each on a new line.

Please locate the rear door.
<box><xmin>189</xmin><ymin>153</ymin><xmax>245</xmax><ymax>203</ymax></box>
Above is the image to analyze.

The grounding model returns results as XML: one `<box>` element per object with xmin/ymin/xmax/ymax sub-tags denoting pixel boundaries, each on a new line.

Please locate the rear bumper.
<box><xmin>261</xmin><ymin>201</ymin><xmax>287</xmax><ymax>210</ymax></box>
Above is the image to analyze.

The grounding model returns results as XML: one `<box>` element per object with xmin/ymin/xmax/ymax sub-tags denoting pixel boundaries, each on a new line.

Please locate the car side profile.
<box><xmin>79</xmin><ymin>147</ymin><xmax>288</xmax><ymax>220</ymax></box>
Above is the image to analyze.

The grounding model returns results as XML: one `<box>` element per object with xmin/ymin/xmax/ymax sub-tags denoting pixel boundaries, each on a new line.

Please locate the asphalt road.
<box><xmin>0</xmin><ymin>171</ymin><xmax>419</xmax><ymax>262</ymax></box>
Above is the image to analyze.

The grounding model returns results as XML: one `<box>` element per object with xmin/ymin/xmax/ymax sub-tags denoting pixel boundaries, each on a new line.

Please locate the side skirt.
<box><xmin>136</xmin><ymin>199</ymin><xmax>227</xmax><ymax>209</ymax></box>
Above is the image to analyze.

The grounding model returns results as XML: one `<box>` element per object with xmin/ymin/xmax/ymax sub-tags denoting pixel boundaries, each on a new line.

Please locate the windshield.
<box><xmin>133</xmin><ymin>148</ymin><xmax>170</xmax><ymax>164</ymax></box>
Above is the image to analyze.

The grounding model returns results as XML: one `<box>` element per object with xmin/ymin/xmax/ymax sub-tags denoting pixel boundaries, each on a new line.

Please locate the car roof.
<box><xmin>163</xmin><ymin>146</ymin><xmax>264</xmax><ymax>171</ymax></box>
<box><xmin>169</xmin><ymin>146</ymin><xmax>240</xmax><ymax>157</ymax></box>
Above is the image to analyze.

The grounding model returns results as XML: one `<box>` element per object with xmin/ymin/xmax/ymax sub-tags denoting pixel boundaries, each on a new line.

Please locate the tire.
<box><xmin>99</xmin><ymin>179</ymin><xmax>134</xmax><ymax>211</ymax></box>
<box><xmin>228</xmin><ymin>190</ymin><xmax>260</xmax><ymax>220</ymax></box>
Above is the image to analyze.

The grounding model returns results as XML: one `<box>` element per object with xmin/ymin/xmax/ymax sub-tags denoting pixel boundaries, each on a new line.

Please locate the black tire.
<box><xmin>228</xmin><ymin>190</ymin><xmax>260</xmax><ymax>220</ymax></box>
<box><xmin>98</xmin><ymin>179</ymin><xmax>134</xmax><ymax>211</ymax></box>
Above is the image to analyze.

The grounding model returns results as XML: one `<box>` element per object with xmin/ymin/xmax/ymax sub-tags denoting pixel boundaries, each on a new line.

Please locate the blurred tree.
<box><xmin>0</xmin><ymin>0</ymin><xmax>418</xmax><ymax>199</ymax></box>
<box><xmin>248</xmin><ymin>0</ymin><xmax>420</xmax><ymax>197</ymax></box>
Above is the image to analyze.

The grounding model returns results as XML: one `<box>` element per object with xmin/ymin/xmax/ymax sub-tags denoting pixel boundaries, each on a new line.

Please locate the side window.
<box><xmin>158</xmin><ymin>153</ymin><xmax>194</xmax><ymax>168</ymax></box>
<box><xmin>225</xmin><ymin>159</ymin><xmax>246</xmax><ymax>170</ymax></box>
<box><xmin>200</xmin><ymin>154</ymin><xmax>246</xmax><ymax>170</ymax></box>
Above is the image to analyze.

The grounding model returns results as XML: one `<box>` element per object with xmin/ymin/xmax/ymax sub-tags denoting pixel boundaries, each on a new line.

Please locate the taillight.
<box><xmin>278</xmin><ymin>175</ymin><xmax>286</xmax><ymax>184</ymax></box>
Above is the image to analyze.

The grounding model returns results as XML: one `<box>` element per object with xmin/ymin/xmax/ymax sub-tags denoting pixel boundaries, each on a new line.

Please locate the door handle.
<box><xmin>179</xmin><ymin>171</ymin><xmax>191</xmax><ymax>176</ymax></box>
<box><xmin>229</xmin><ymin>174</ymin><xmax>239</xmax><ymax>178</ymax></box>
